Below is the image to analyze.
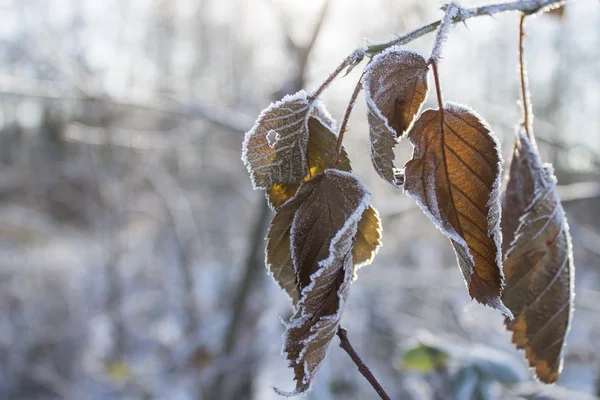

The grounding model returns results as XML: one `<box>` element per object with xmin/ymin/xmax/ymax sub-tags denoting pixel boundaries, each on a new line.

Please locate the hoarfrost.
<box><xmin>275</xmin><ymin>169</ymin><xmax>371</xmax><ymax>396</ymax></box>
<box><xmin>362</xmin><ymin>46</ymin><xmax>428</xmax><ymax>186</ymax></box>
<box><xmin>241</xmin><ymin>90</ymin><xmax>313</xmax><ymax>190</ymax></box>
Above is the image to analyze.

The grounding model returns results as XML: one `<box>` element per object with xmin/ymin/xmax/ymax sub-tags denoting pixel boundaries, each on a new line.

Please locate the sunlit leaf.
<box><xmin>501</xmin><ymin>130</ymin><xmax>575</xmax><ymax>384</ymax></box>
<box><xmin>352</xmin><ymin>205</ymin><xmax>382</xmax><ymax>276</ymax></box>
<box><xmin>362</xmin><ymin>47</ymin><xmax>429</xmax><ymax>186</ymax></box>
<box><xmin>403</xmin><ymin>103</ymin><xmax>510</xmax><ymax>316</ymax></box>
<box><xmin>275</xmin><ymin>169</ymin><xmax>371</xmax><ymax>396</ymax></box>
<box><xmin>266</xmin><ymin>108</ymin><xmax>351</xmax><ymax>208</ymax></box>
<box><xmin>265</xmin><ymin>113</ymin><xmax>381</xmax><ymax>304</ymax></box>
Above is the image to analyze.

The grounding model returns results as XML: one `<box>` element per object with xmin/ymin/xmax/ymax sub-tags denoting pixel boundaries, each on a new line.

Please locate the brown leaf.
<box><xmin>403</xmin><ymin>104</ymin><xmax>510</xmax><ymax>315</ymax></box>
<box><xmin>266</xmin><ymin>200</ymin><xmax>381</xmax><ymax>305</ymax></box>
<box><xmin>362</xmin><ymin>47</ymin><xmax>429</xmax><ymax>186</ymax></box>
<box><xmin>352</xmin><ymin>205</ymin><xmax>382</xmax><ymax>276</ymax></box>
<box><xmin>501</xmin><ymin>130</ymin><xmax>574</xmax><ymax>384</ymax></box>
<box><xmin>242</xmin><ymin>90</ymin><xmax>313</xmax><ymax>190</ymax></box>
<box><xmin>265</xmin><ymin>113</ymin><xmax>381</xmax><ymax>304</ymax></box>
<box><xmin>276</xmin><ymin>169</ymin><xmax>371</xmax><ymax>395</ymax></box>
<box><xmin>266</xmin><ymin>108</ymin><xmax>351</xmax><ymax>209</ymax></box>
<box><xmin>265</xmin><ymin>193</ymin><xmax>306</xmax><ymax>305</ymax></box>
<box><xmin>501</xmin><ymin>127</ymin><xmax>548</xmax><ymax>254</ymax></box>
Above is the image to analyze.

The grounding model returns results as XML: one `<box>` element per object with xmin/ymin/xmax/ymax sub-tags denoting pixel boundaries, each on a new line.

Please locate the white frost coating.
<box><xmin>403</xmin><ymin>107</ymin><xmax>472</xmax><ymax>263</ymax></box>
<box><xmin>318</xmin><ymin>170</ymin><xmax>372</xmax><ymax>272</ymax></box>
<box><xmin>311</xmin><ymin>101</ymin><xmax>338</xmax><ymax>132</ymax></box>
<box><xmin>430</xmin><ymin>2</ymin><xmax>462</xmax><ymax>62</ymax></box>
<box><xmin>450</xmin><ymin>102</ymin><xmax>505</xmax><ymax>275</ymax></box>
<box><xmin>362</xmin><ymin>45</ymin><xmax>427</xmax><ymax>136</ymax></box>
<box><xmin>275</xmin><ymin>169</ymin><xmax>371</xmax><ymax>397</ymax></box>
<box><xmin>404</xmin><ymin>104</ymin><xmax>512</xmax><ymax>317</ymax></box>
<box><xmin>241</xmin><ymin>90</ymin><xmax>313</xmax><ymax>190</ymax></box>
<box><xmin>362</xmin><ymin>46</ymin><xmax>428</xmax><ymax>186</ymax></box>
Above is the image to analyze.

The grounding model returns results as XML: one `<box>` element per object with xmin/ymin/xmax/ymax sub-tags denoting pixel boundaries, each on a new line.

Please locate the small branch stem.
<box><xmin>337</xmin><ymin>327</ymin><xmax>391</xmax><ymax>400</ymax></box>
<box><xmin>310</xmin><ymin>49</ymin><xmax>364</xmax><ymax>101</ymax></box>
<box><xmin>366</xmin><ymin>0</ymin><xmax>568</xmax><ymax>55</ymax></box>
<box><xmin>431</xmin><ymin>61</ymin><xmax>445</xmax><ymax>118</ymax></box>
<box><xmin>331</xmin><ymin>79</ymin><xmax>363</xmax><ymax>168</ymax></box>
<box><xmin>518</xmin><ymin>13</ymin><xmax>534</xmax><ymax>141</ymax></box>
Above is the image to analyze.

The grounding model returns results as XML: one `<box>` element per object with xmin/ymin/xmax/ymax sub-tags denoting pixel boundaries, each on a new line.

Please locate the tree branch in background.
<box><xmin>208</xmin><ymin>1</ymin><xmax>332</xmax><ymax>398</ymax></box>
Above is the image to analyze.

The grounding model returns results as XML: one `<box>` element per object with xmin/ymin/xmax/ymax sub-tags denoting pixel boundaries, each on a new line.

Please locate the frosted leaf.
<box><xmin>265</xmin><ymin>104</ymin><xmax>350</xmax><ymax>209</ymax></box>
<box><xmin>501</xmin><ymin>130</ymin><xmax>575</xmax><ymax>384</ymax></box>
<box><xmin>362</xmin><ymin>47</ymin><xmax>429</xmax><ymax>186</ymax></box>
<box><xmin>403</xmin><ymin>103</ymin><xmax>510</xmax><ymax>316</ymax></box>
<box><xmin>501</xmin><ymin>126</ymin><xmax>547</xmax><ymax>254</ymax></box>
<box><xmin>265</xmin><ymin>191</ymin><xmax>310</xmax><ymax>305</ymax></box>
<box><xmin>242</xmin><ymin>90</ymin><xmax>313</xmax><ymax>190</ymax></box>
<box><xmin>275</xmin><ymin>169</ymin><xmax>371</xmax><ymax>396</ymax></box>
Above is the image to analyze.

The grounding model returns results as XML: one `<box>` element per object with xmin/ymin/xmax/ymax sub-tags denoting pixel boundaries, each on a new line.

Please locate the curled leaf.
<box><xmin>362</xmin><ymin>47</ymin><xmax>429</xmax><ymax>186</ymax></box>
<box><xmin>242</xmin><ymin>90</ymin><xmax>313</xmax><ymax>190</ymax></box>
<box><xmin>265</xmin><ymin>113</ymin><xmax>381</xmax><ymax>304</ymax></box>
<box><xmin>276</xmin><ymin>169</ymin><xmax>371</xmax><ymax>396</ymax></box>
<box><xmin>403</xmin><ymin>103</ymin><xmax>510</xmax><ymax>316</ymax></box>
<box><xmin>501</xmin><ymin>130</ymin><xmax>574</xmax><ymax>384</ymax></box>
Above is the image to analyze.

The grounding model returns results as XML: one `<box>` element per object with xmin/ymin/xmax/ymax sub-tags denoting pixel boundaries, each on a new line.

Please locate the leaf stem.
<box><xmin>310</xmin><ymin>49</ymin><xmax>364</xmax><ymax>101</ymax></box>
<box><xmin>431</xmin><ymin>61</ymin><xmax>445</xmax><ymax>119</ymax></box>
<box><xmin>331</xmin><ymin>79</ymin><xmax>363</xmax><ymax>168</ymax></box>
<box><xmin>337</xmin><ymin>327</ymin><xmax>391</xmax><ymax>400</ymax></box>
<box><xmin>518</xmin><ymin>13</ymin><xmax>534</xmax><ymax>141</ymax></box>
<box><xmin>366</xmin><ymin>0</ymin><xmax>569</xmax><ymax>56</ymax></box>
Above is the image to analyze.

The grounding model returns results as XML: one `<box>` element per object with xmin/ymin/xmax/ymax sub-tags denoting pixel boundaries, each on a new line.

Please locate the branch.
<box><xmin>0</xmin><ymin>76</ymin><xmax>255</xmax><ymax>133</ymax></box>
<box><xmin>366</xmin><ymin>0</ymin><xmax>568</xmax><ymax>55</ymax></box>
<box><xmin>337</xmin><ymin>327</ymin><xmax>391</xmax><ymax>400</ymax></box>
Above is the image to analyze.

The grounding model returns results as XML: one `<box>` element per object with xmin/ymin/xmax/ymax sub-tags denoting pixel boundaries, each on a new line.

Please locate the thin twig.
<box><xmin>518</xmin><ymin>13</ymin><xmax>534</xmax><ymax>141</ymax></box>
<box><xmin>310</xmin><ymin>49</ymin><xmax>365</xmax><ymax>101</ymax></box>
<box><xmin>431</xmin><ymin>61</ymin><xmax>445</xmax><ymax>118</ymax></box>
<box><xmin>331</xmin><ymin>79</ymin><xmax>363</xmax><ymax>167</ymax></box>
<box><xmin>337</xmin><ymin>327</ymin><xmax>391</xmax><ymax>400</ymax></box>
<box><xmin>366</xmin><ymin>0</ymin><xmax>569</xmax><ymax>55</ymax></box>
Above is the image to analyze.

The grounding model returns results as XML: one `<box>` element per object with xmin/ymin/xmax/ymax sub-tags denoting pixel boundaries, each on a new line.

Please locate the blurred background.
<box><xmin>0</xmin><ymin>0</ymin><xmax>599</xmax><ymax>399</ymax></box>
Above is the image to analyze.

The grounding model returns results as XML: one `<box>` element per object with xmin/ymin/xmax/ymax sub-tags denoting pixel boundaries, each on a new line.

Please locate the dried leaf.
<box><xmin>266</xmin><ymin>108</ymin><xmax>351</xmax><ymax>208</ymax></box>
<box><xmin>403</xmin><ymin>103</ymin><xmax>510</xmax><ymax>315</ymax></box>
<box><xmin>501</xmin><ymin>130</ymin><xmax>574</xmax><ymax>384</ymax></box>
<box><xmin>267</xmin><ymin>200</ymin><xmax>381</xmax><ymax>305</ymax></box>
<box><xmin>266</xmin><ymin>194</ymin><xmax>306</xmax><ymax>305</ymax></box>
<box><xmin>265</xmin><ymin>114</ymin><xmax>380</xmax><ymax>304</ymax></box>
<box><xmin>362</xmin><ymin>47</ymin><xmax>429</xmax><ymax>186</ymax></box>
<box><xmin>352</xmin><ymin>205</ymin><xmax>382</xmax><ymax>275</ymax></box>
<box><xmin>275</xmin><ymin>169</ymin><xmax>371</xmax><ymax>396</ymax></box>
<box><xmin>501</xmin><ymin>127</ymin><xmax>548</xmax><ymax>254</ymax></box>
<box><xmin>242</xmin><ymin>90</ymin><xmax>313</xmax><ymax>190</ymax></box>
